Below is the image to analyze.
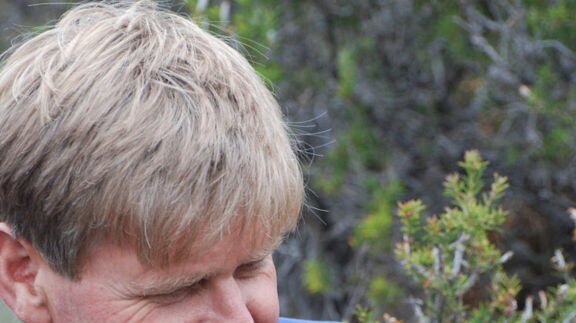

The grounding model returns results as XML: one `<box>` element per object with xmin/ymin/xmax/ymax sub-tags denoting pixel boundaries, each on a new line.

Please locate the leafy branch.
<box><xmin>358</xmin><ymin>150</ymin><xmax>576</xmax><ymax>323</ymax></box>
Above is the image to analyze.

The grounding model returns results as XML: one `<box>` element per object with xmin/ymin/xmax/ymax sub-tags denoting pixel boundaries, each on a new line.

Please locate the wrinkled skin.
<box><xmin>15</xmin><ymin>226</ymin><xmax>281</xmax><ymax>323</ymax></box>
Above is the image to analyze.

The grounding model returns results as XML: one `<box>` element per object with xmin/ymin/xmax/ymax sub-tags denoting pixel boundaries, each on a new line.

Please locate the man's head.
<box><xmin>0</xmin><ymin>1</ymin><xmax>303</xmax><ymax>322</ymax></box>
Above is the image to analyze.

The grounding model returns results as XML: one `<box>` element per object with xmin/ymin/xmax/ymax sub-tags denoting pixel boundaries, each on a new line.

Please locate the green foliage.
<box><xmin>354</xmin><ymin>305</ymin><xmax>380</xmax><ymax>323</ymax></box>
<box><xmin>349</xmin><ymin>178</ymin><xmax>405</xmax><ymax>320</ymax></box>
<box><xmin>539</xmin><ymin>127</ymin><xmax>572</xmax><ymax>162</ymax></box>
<box><xmin>337</xmin><ymin>47</ymin><xmax>357</xmax><ymax>99</ymax></box>
<box><xmin>510</xmin><ymin>1</ymin><xmax>576</xmax><ymax>165</ymax></box>
<box><xmin>352</xmin><ymin>179</ymin><xmax>403</xmax><ymax>250</ymax></box>
<box><xmin>347</xmin><ymin>114</ymin><xmax>385</xmax><ymax>171</ymax></box>
<box><xmin>302</xmin><ymin>258</ymin><xmax>331</xmax><ymax>295</ymax></box>
<box><xmin>313</xmin><ymin>107</ymin><xmax>385</xmax><ymax>195</ymax></box>
<box><xmin>520</xmin><ymin>64</ymin><xmax>576</xmax><ymax>162</ymax></box>
<box><xmin>533</xmin><ymin>278</ymin><xmax>576</xmax><ymax>322</ymax></box>
<box><xmin>357</xmin><ymin>151</ymin><xmax>576</xmax><ymax>322</ymax></box>
<box><xmin>526</xmin><ymin>1</ymin><xmax>576</xmax><ymax>49</ymax></box>
<box><xmin>312</xmin><ymin>138</ymin><xmax>350</xmax><ymax>195</ymax></box>
<box><xmin>517</xmin><ymin>64</ymin><xmax>576</xmax><ymax>163</ymax></box>
<box><xmin>427</xmin><ymin>3</ymin><xmax>476</xmax><ymax>60</ymax></box>
<box><xmin>367</xmin><ymin>276</ymin><xmax>402</xmax><ymax>306</ymax></box>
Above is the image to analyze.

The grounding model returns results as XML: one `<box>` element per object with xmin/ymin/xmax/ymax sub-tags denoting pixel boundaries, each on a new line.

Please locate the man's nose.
<box><xmin>211</xmin><ymin>277</ymin><xmax>254</xmax><ymax>323</ymax></box>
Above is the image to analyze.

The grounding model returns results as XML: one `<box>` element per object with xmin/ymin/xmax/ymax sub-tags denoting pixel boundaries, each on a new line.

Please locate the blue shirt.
<box><xmin>279</xmin><ymin>318</ymin><xmax>340</xmax><ymax>323</ymax></box>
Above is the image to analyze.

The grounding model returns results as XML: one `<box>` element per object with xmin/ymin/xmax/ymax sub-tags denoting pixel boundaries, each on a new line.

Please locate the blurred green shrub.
<box><xmin>351</xmin><ymin>179</ymin><xmax>403</xmax><ymax>250</ymax></box>
<box><xmin>302</xmin><ymin>258</ymin><xmax>331</xmax><ymax>295</ymax></box>
<box><xmin>357</xmin><ymin>151</ymin><xmax>576</xmax><ymax>322</ymax></box>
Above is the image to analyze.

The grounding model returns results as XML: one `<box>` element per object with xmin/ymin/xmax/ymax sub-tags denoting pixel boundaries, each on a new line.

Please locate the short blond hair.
<box><xmin>0</xmin><ymin>0</ymin><xmax>303</xmax><ymax>278</ymax></box>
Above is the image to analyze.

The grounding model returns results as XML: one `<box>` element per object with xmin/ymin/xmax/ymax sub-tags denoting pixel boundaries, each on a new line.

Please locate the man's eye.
<box><xmin>235</xmin><ymin>259</ymin><xmax>266</xmax><ymax>278</ymax></box>
<box><xmin>146</xmin><ymin>281</ymin><xmax>204</xmax><ymax>305</ymax></box>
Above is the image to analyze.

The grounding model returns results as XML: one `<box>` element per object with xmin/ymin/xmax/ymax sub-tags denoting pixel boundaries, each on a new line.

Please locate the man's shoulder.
<box><xmin>279</xmin><ymin>318</ymin><xmax>341</xmax><ymax>323</ymax></box>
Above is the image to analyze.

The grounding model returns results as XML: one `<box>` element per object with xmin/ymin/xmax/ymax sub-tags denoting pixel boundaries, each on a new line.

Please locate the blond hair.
<box><xmin>0</xmin><ymin>1</ymin><xmax>303</xmax><ymax>278</ymax></box>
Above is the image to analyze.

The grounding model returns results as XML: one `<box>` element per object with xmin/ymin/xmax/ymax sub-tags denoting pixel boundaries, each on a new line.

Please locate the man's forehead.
<box><xmin>82</xmin><ymin>224</ymin><xmax>285</xmax><ymax>277</ymax></box>
<box><xmin>163</xmin><ymin>219</ymin><xmax>284</xmax><ymax>256</ymax></box>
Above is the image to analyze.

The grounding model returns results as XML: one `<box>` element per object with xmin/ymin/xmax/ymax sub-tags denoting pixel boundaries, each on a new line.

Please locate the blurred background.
<box><xmin>1</xmin><ymin>0</ymin><xmax>575</xmax><ymax>321</ymax></box>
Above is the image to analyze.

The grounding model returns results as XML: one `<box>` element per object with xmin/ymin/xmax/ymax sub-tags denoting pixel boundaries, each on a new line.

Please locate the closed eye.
<box><xmin>144</xmin><ymin>279</ymin><xmax>206</xmax><ymax>305</ymax></box>
<box><xmin>234</xmin><ymin>258</ymin><xmax>268</xmax><ymax>279</ymax></box>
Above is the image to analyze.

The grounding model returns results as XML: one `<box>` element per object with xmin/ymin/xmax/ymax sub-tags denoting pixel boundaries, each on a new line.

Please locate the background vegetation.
<box><xmin>1</xmin><ymin>0</ymin><xmax>575</xmax><ymax>321</ymax></box>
